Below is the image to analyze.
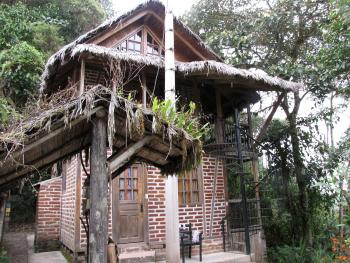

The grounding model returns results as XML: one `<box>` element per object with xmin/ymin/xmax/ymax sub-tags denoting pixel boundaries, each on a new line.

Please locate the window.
<box><xmin>115</xmin><ymin>28</ymin><xmax>164</xmax><ymax>56</ymax></box>
<box><xmin>147</xmin><ymin>32</ymin><xmax>162</xmax><ymax>56</ymax></box>
<box><xmin>119</xmin><ymin>167</ymin><xmax>139</xmax><ymax>201</ymax></box>
<box><xmin>116</xmin><ymin>30</ymin><xmax>142</xmax><ymax>53</ymax></box>
<box><xmin>178</xmin><ymin>169</ymin><xmax>201</xmax><ymax>205</ymax></box>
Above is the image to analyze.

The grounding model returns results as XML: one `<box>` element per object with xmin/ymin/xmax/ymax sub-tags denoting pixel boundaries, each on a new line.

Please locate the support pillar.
<box><xmin>89</xmin><ymin>111</ymin><xmax>108</xmax><ymax>263</ymax></box>
<box><xmin>165</xmin><ymin>175</ymin><xmax>180</xmax><ymax>262</ymax></box>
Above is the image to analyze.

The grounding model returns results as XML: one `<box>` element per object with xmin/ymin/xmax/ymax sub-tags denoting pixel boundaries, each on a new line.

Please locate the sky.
<box><xmin>112</xmin><ymin>0</ymin><xmax>196</xmax><ymax>16</ymax></box>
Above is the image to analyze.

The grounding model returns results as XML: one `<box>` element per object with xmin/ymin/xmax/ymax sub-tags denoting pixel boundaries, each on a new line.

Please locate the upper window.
<box><xmin>115</xmin><ymin>28</ymin><xmax>164</xmax><ymax>56</ymax></box>
<box><xmin>178</xmin><ymin>169</ymin><xmax>201</xmax><ymax>206</ymax></box>
<box><xmin>116</xmin><ymin>30</ymin><xmax>142</xmax><ymax>53</ymax></box>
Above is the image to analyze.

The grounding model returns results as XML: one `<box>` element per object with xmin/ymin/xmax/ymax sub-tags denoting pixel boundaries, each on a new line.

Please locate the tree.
<box><xmin>0</xmin><ymin>42</ymin><xmax>44</xmax><ymax>108</ymax></box>
<box><xmin>184</xmin><ymin>0</ymin><xmax>344</xmax><ymax>245</ymax></box>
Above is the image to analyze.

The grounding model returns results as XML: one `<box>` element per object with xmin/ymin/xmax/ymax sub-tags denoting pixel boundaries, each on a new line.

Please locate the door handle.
<box><xmin>140</xmin><ymin>203</ymin><xmax>143</xmax><ymax>213</ymax></box>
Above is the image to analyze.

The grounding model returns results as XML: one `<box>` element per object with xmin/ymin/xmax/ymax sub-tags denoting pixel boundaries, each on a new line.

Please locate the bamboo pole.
<box><xmin>164</xmin><ymin>1</ymin><xmax>180</xmax><ymax>262</ymax></box>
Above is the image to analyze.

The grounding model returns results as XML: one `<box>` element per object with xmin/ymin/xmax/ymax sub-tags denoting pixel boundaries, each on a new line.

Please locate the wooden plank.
<box><xmin>89</xmin><ymin>111</ymin><xmax>108</xmax><ymax>263</ymax></box>
<box><xmin>108</xmin><ymin>136</ymin><xmax>153</xmax><ymax>173</ymax></box>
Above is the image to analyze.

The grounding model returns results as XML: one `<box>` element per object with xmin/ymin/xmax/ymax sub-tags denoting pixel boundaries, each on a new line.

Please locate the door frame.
<box><xmin>112</xmin><ymin>163</ymin><xmax>148</xmax><ymax>244</ymax></box>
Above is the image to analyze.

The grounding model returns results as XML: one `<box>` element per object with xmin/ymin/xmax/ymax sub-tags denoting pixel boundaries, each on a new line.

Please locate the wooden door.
<box><xmin>113</xmin><ymin>164</ymin><xmax>145</xmax><ymax>243</ymax></box>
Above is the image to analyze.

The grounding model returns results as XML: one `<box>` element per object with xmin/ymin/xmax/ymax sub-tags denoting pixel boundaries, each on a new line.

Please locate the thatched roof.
<box><xmin>40</xmin><ymin>0</ymin><xmax>220</xmax><ymax>92</ymax></box>
<box><xmin>41</xmin><ymin>44</ymin><xmax>303</xmax><ymax>93</ymax></box>
<box><xmin>0</xmin><ymin>86</ymin><xmax>202</xmax><ymax>189</ymax></box>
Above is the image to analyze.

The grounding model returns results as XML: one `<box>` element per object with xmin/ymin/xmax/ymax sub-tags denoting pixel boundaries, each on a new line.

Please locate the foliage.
<box><xmin>151</xmin><ymin>97</ymin><xmax>210</xmax><ymax>140</ymax></box>
<box><xmin>31</xmin><ymin>22</ymin><xmax>65</xmax><ymax>57</ymax></box>
<box><xmin>0</xmin><ymin>249</ymin><xmax>8</xmax><ymax>263</ymax></box>
<box><xmin>0</xmin><ymin>3</ymin><xmax>39</xmax><ymax>50</ymax></box>
<box><xmin>9</xmin><ymin>170</ymin><xmax>50</xmax><ymax>225</ymax></box>
<box><xmin>268</xmin><ymin>242</ymin><xmax>334</xmax><ymax>263</ymax></box>
<box><xmin>0</xmin><ymin>97</ymin><xmax>17</xmax><ymax>124</ymax></box>
<box><xmin>0</xmin><ymin>42</ymin><xmax>44</xmax><ymax>107</ymax></box>
<box><xmin>186</xmin><ymin>0</ymin><xmax>350</xmax><ymax>249</ymax></box>
<box><xmin>318</xmin><ymin>0</ymin><xmax>350</xmax><ymax>97</ymax></box>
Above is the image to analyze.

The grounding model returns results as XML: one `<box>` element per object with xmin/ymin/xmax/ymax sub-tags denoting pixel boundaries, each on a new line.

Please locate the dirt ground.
<box><xmin>2</xmin><ymin>232</ymin><xmax>28</xmax><ymax>263</ymax></box>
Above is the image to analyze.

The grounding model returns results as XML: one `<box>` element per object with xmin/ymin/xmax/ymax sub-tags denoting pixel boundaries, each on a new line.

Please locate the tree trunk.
<box><xmin>283</xmin><ymin>91</ymin><xmax>312</xmax><ymax>245</ymax></box>
<box><xmin>288</xmin><ymin>108</ymin><xmax>312</xmax><ymax>245</ymax></box>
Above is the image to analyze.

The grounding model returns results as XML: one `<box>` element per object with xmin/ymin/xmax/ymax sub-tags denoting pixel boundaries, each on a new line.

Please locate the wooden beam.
<box><xmin>91</xmin><ymin>10</ymin><xmax>149</xmax><ymax>45</ymax></box>
<box><xmin>215</xmin><ymin>89</ymin><xmax>224</xmax><ymax>143</ymax></box>
<box><xmin>0</xmin><ymin>106</ymin><xmax>104</xmax><ymax>168</ymax></box>
<box><xmin>0</xmin><ymin>132</ymin><xmax>91</xmax><ymax>186</ymax></box>
<box><xmin>79</xmin><ymin>59</ymin><xmax>85</xmax><ymax>95</ymax></box>
<box><xmin>254</xmin><ymin>92</ymin><xmax>284</xmax><ymax>145</ymax></box>
<box><xmin>89</xmin><ymin>110</ymin><xmax>108</xmax><ymax>263</ymax></box>
<box><xmin>150</xmin><ymin>11</ymin><xmax>207</xmax><ymax>61</ymax></box>
<box><xmin>108</xmin><ymin>136</ymin><xmax>153</xmax><ymax>173</ymax></box>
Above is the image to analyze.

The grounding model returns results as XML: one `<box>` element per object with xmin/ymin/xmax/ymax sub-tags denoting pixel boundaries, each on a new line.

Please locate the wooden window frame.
<box><xmin>114</xmin><ymin>26</ymin><xmax>164</xmax><ymax>57</ymax></box>
<box><xmin>178</xmin><ymin>166</ymin><xmax>203</xmax><ymax>206</ymax></box>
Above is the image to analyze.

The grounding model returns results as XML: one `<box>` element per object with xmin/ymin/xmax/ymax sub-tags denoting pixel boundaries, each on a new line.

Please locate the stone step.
<box><xmin>119</xmin><ymin>250</ymin><xmax>155</xmax><ymax>263</ymax></box>
<box><xmin>117</xmin><ymin>243</ymin><xmax>150</xmax><ymax>254</ymax></box>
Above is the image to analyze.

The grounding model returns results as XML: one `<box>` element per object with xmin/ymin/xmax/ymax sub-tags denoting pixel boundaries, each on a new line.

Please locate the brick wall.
<box><xmin>35</xmin><ymin>176</ymin><xmax>62</xmax><ymax>252</ymax></box>
<box><xmin>60</xmin><ymin>157</ymin><xmax>78</xmax><ymax>251</ymax></box>
<box><xmin>147</xmin><ymin>154</ymin><xmax>226</xmax><ymax>257</ymax></box>
<box><xmin>46</xmin><ymin>152</ymin><xmax>226</xmax><ymax>257</ymax></box>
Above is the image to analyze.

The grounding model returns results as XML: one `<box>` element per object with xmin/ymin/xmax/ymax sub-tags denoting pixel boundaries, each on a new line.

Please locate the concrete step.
<box><xmin>118</xmin><ymin>243</ymin><xmax>150</xmax><ymax>253</ymax></box>
<box><xmin>119</xmin><ymin>250</ymin><xmax>155</xmax><ymax>263</ymax></box>
<box><xmin>156</xmin><ymin>251</ymin><xmax>253</xmax><ymax>263</ymax></box>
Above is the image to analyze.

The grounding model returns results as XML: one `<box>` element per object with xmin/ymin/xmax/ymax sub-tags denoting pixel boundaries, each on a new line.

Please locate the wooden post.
<box><xmin>89</xmin><ymin>110</ymin><xmax>108</xmax><ymax>263</ymax></box>
<box><xmin>79</xmin><ymin>59</ymin><xmax>85</xmax><ymax>95</ymax></box>
<box><xmin>164</xmin><ymin>1</ymin><xmax>180</xmax><ymax>262</ymax></box>
<box><xmin>141</xmin><ymin>73</ymin><xmax>147</xmax><ymax>109</ymax></box>
<box><xmin>215</xmin><ymin>89</ymin><xmax>224</xmax><ymax>143</ymax></box>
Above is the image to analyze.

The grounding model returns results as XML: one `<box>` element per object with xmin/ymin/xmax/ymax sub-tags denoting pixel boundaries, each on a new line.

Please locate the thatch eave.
<box><xmin>0</xmin><ymin>86</ymin><xmax>201</xmax><ymax>190</ymax></box>
<box><xmin>41</xmin><ymin>44</ymin><xmax>303</xmax><ymax>94</ymax></box>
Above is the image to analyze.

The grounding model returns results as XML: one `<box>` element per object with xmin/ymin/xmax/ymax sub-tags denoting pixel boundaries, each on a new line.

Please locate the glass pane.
<box><xmin>186</xmin><ymin>192</ymin><xmax>191</xmax><ymax>204</ymax></box>
<box><xmin>128</xmin><ymin>168</ymin><xmax>132</xmax><ymax>178</ymax></box>
<box><xmin>178</xmin><ymin>192</ymin><xmax>183</xmax><ymax>205</ymax></box>
<box><xmin>192</xmin><ymin>179</ymin><xmax>198</xmax><ymax>191</ymax></box>
<box><xmin>121</xmin><ymin>41</ymin><xmax>127</xmax><ymax>50</ymax></box>
<box><xmin>153</xmin><ymin>45</ymin><xmax>159</xmax><ymax>54</ymax></box>
<box><xmin>119</xmin><ymin>190</ymin><xmax>125</xmax><ymax>200</ymax></box>
<box><xmin>128</xmin><ymin>179</ymin><xmax>132</xmax><ymax>189</ymax></box>
<box><xmin>147</xmin><ymin>33</ymin><xmax>152</xmax><ymax>44</ymax></box>
<box><xmin>134</xmin><ymin>190</ymin><xmax>138</xmax><ymax>200</ymax></box>
<box><xmin>134</xmin><ymin>43</ymin><xmax>141</xmax><ymax>52</ymax></box>
<box><xmin>136</xmin><ymin>31</ymin><xmax>142</xmax><ymax>41</ymax></box>
<box><xmin>119</xmin><ymin>179</ymin><xmax>125</xmax><ymax>189</ymax></box>
<box><xmin>133</xmin><ymin>167</ymin><xmax>138</xmax><ymax>178</ymax></box>
<box><xmin>128</xmin><ymin>41</ymin><xmax>134</xmax><ymax>50</ymax></box>
<box><xmin>128</xmin><ymin>190</ymin><xmax>132</xmax><ymax>200</ymax></box>
<box><xmin>193</xmin><ymin>192</ymin><xmax>199</xmax><ymax>203</ymax></box>
<box><xmin>178</xmin><ymin>179</ymin><xmax>183</xmax><ymax>192</ymax></box>
<box><xmin>133</xmin><ymin>179</ymin><xmax>138</xmax><ymax>188</ymax></box>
